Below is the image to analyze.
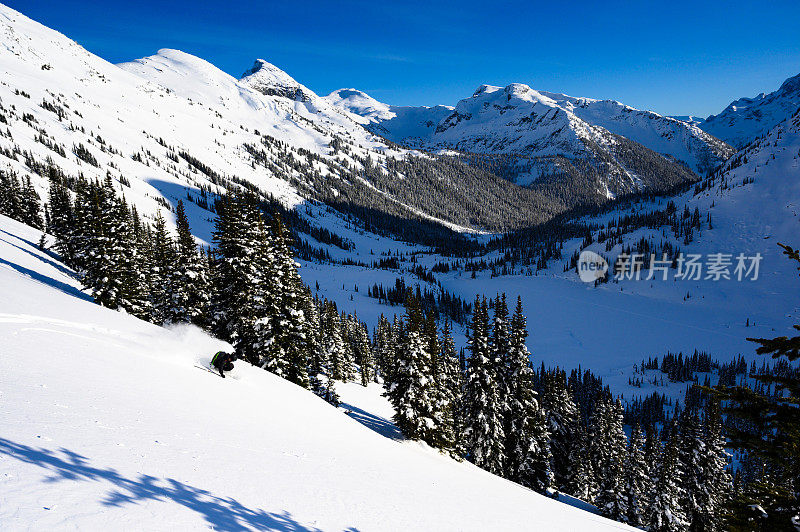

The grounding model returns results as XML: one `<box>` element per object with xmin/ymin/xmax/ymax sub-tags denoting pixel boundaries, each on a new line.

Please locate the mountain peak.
<box><xmin>472</xmin><ymin>84</ymin><xmax>501</xmax><ymax>97</ymax></box>
<box><xmin>239</xmin><ymin>59</ymin><xmax>312</xmax><ymax>102</ymax></box>
<box><xmin>778</xmin><ymin>72</ymin><xmax>800</xmax><ymax>94</ymax></box>
<box><xmin>324</xmin><ymin>88</ymin><xmax>395</xmax><ymax>123</ymax></box>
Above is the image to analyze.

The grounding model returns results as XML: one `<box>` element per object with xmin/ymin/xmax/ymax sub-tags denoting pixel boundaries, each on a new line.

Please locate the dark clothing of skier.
<box><xmin>211</xmin><ymin>351</ymin><xmax>234</xmax><ymax>378</ymax></box>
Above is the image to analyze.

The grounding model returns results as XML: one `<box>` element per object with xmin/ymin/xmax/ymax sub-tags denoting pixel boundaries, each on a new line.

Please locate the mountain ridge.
<box><xmin>701</xmin><ymin>72</ymin><xmax>800</xmax><ymax>148</ymax></box>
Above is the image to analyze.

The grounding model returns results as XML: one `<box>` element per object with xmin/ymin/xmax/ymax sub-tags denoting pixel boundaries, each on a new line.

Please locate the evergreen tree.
<box><xmin>322</xmin><ymin>301</ymin><xmax>353</xmax><ymax>381</ymax></box>
<box><xmin>691</xmin><ymin>400</ymin><xmax>731</xmax><ymax>532</ymax></box>
<box><xmin>21</xmin><ymin>176</ymin><xmax>43</xmax><ymax>230</ymax></box>
<box><xmin>570</xmin><ymin>426</ymin><xmax>599</xmax><ymax>502</ymax></box>
<box><xmin>115</xmin><ymin>196</ymin><xmax>150</xmax><ymax>320</ymax></box>
<box><xmin>0</xmin><ymin>170</ymin><xmax>42</xmax><ymax>229</ymax></box>
<box><xmin>373</xmin><ymin>314</ymin><xmax>394</xmax><ymax>383</ymax></box>
<box><xmin>302</xmin><ymin>292</ymin><xmax>322</xmax><ymax>378</ymax></box>
<box><xmin>256</xmin><ymin>214</ymin><xmax>310</xmax><ymax>388</ymax></box>
<box><xmin>210</xmin><ymin>193</ymin><xmax>268</xmax><ymax>364</ymax></box>
<box><xmin>384</xmin><ymin>295</ymin><xmax>440</xmax><ymax>444</ymax></box>
<box><xmin>492</xmin><ymin>293</ymin><xmax>511</xmax><ymax>393</ymax></box>
<box><xmin>464</xmin><ymin>297</ymin><xmax>505</xmax><ymax>475</ymax></box>
<box><xmin>78</xmin><ymin>178</ymin><xmax>128</xmax><ymax>310</ymax></box>
<box><xmin>505</xmin><ymin>296</ymin><xmax>552</xmax><ymax>491</ymax></box>
<box><xmin>647</xmin><ymin>427</ymin><xmax>689</xmax><ymax>532</ymax></box>
<box><xmin>147</xmin><ymin>210</ymin><xmax>177</xmax><ymax>323</ymax></box>
<box><xmin>591</xmin><ymin>398</ymin><xmax>629</xmax><ymax>521</ymax></box>
<box><xmin>625</xmin><ymin>425</ymin><xmax>650</xmax><ymax>528</ymax></box>
<box><xmin>351</xmin><ymin>317</ymin><xmax>373</xmax><ymax>386</ymax></box>
<box><xmin>440</xmin><ymin>319</ymin><xmax>465</xmax><ymax>454</ymax></box>
<box><xmin>541</xmin><ymin>370</ymin><xmax>581</xmax><ymax>490</ymax></box>
<box><xmin>167</xmin><ymin>200</ymin><xmax>210</xmax><ymax>326</ymax></box>
<box><xmin>47</xmin><ymin>172</ymin><xmax>77</xmax><ymax>265</ymax></box>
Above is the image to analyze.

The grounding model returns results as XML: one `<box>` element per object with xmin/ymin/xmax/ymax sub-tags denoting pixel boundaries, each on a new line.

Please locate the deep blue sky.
<box><xmin>9</xmin><ymin>1</ymin><xmax>800</xmax><ymax>117</ymax></box>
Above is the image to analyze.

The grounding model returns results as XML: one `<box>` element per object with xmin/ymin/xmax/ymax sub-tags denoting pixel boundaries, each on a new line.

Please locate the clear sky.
<box><xmin>8</xmin><ymin>0</ymin><xmax>800</xmax><ymax>117</ymax></box>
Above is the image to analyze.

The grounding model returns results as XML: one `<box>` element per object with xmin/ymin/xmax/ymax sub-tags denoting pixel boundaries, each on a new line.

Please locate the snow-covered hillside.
<box><xmin>702</xmin><ymin>72</ymin><xmax>800</xmax><ymax>149</ymax></box>
<box><xmin>0</xmin><ymin>214</ymin><xmax>630</xmax><ymax>531</ymax></box>
<box><xmin>1</xmin><ymin>2</ymin><xmax>499</xmax><ymax>246</ymax></box>
<box><xmin>328</xmin><ymin>83</ymin><xmax>732</xmax><ymax>186</ymax></box>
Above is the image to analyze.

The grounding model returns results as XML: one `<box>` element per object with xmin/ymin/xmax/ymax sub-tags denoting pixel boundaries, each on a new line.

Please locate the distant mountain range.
<box><xmin>1</xmin><ymin>1</ymin><xmax>798</xmax><ymax>239</ymax></box>
<box><xmin>326</xmin><ymin>84</ymin><xmax>734</xmax><ymax>184</ymax></box>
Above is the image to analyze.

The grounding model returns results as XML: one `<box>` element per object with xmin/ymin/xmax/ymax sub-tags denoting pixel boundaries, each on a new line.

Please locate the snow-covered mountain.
<box><xmin>0</xmin><ymin>2</ymin><xmax>408</xmax><ymax>244</ymax></box>
<box><xmin>328</xmin><ymin>83</ymin><xmax>733</xmax><ymax>186</ymax></box>
<box><xmin>325</xmin><ymin>88</ymin><xmax>398</xmax><ymax>124</ymax></box>
<box><xmin>701</xmin><ymin>72</ymin><xmax>800</xmax><ymax>148</ymax></box>
<box><xmin>326</xmin><ymin>88</ymin><xmax>454</xmax><ymax>142</ymax></box>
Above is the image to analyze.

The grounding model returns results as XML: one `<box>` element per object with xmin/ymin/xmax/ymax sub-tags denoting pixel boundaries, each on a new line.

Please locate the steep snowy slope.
<box><xmin>0</xmin><ymin>214</ymin><xmax>630</xmax><ymax>531</ymax></box>
<box><xmin>328</xmin><ymin>84</ymin><xmax>731</xmax><ymax>184</ymax></box>
<box><xmin>540</xmin><ymin>91</ymin><xmax>732</xmax><ymax>175</ymax></box>
<box><xmin>702</xmin><ymin>72</ymin><xmax>800</xmax><ymax>148</ymax></box>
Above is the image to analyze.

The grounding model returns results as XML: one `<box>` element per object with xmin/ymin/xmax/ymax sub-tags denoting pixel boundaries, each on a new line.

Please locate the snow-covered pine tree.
<box><xmin>697</xmin><ymin>400</ymin><xmax>731</xmax><ymax>532</ymax></box>
<box><xmin>255</xmin><ymin>213</ymin><xmax>310</xmax><ymax>388</ymax></box>
<box><xmin>464</xmin><ymin>297</ymin><xmax>505</xmax><ymax>475</ymax></box>
<box><xmin>504</xmin><ymin>296</ymin><xmax>552</xmax><ymax>491</ymax></box>
<box><xmin>677</xmin><ymin>410</ymin><xmax>706</xmax><ymax>530</ymax></box>
<box><xmin>310</xmin><ymin>373</ymin><xmax>340</xmax><ymax>407</ymax></box>
<box><xmin>384</xmin><ymin>295</ymin><xmax>440</xmax><ymax>444</ymax></box>
<box><xmin>77</xmin><ymin>177</ymin><xmax>128</xmax><ymax>310</ymax></box>
<box><xmin>210</xmin><ymin>192</ymin><xmax>267</xmax><ymax>364</ymax></box>
<box><xmin>541</xmin><ymin>369</ymin><xmax>581</xmax><ymax>491</ymax></box>
<box><xmin>350</xmin><ymin>316</ymin><xmax>373</xmax><ymax>387</ymax></box>
<box><xmin>147</xmin><ymin>210</ymin><xmax>177</xmax><ymax>324</ymax></box>
<box><xmin>47</xmin><ymin>172</ymin><xmax>77</xmax><ymax>266</ymax></box>
<box><xmin>21</xmin><ymin>176</ymin><xmax>43</xmax><ymax>230</ymax></box>
<box><xmin>570</xmin><ymin>426</ymin><xmax>598</xmax><ymax>502</ymax></box>
<box><xmin>302</xmin><ymin>291</ymin><xmax>322</xmax><ymax>378</ymax></box>
<box><xmin>372</xmin><ymin>314</ymin><xmax>394</xmax><ymax>383</ymax></box>
<box><xmin>647</xmin><ymin>426</ymin><xmax>689</xmax><ymax>532</ymax></box>
<box><xmin>591</xmin><ymin>398</ymin><xmax>629</xmax><ymax>521</ymax></box>
<box><xmin>492</xmin><ymin>293</ymin><xmax>511</xmax><ymax>378</ymax></box>
<box><xmin>423</xmin><ymin>312</ymin><xmax>455</xmax><ymax>451</ymax></box>
<box><xmin>322</xmin><ymin>300</ymin><xmax>352</xmax><ymax>381</ymax></box>
<box><xmin>440</xmin><ymin>319</ymin><xmax>464</xmax><ymax>454</ymax></box>
<box><xmin>0</xmin><ymin>170</ymin><xmax>42</xmax><ymax>229</ymax></box>
<box><xmin>625</xmin><ymin>425</ymin><xmax>650</xmax><ymax>528</ymax></box>
<box><xmin>677</xmin><ymin>407</ymin><xmax>731</xmax><ymax>531</ymax></box>
<box><xmin>115</xmin><ymin>196</ymin><xmax>151</xmax><ymax>320</ymax></box>
<box><xmin>167</xmin><ymin>200</ymin><xmax>210</xmax><ymax>326</ymax></box>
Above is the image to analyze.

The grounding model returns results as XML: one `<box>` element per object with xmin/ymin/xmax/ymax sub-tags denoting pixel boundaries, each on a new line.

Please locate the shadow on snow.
<box><xmin>0</xmin><ymin>437</ymin><xmax>354</xmax><ymax>531</ymax></box>
<box><xmin>340</xmin><ymin>402</ymin><xmax>403</xmax><ymax>442</ymax></box>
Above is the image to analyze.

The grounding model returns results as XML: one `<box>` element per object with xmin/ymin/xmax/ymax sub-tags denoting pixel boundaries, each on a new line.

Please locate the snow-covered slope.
<box><xmin>329</xmin><ymin>84</ymin><xmax>732</xmax><ymax>182</ymax></box>
<box><xmin>0</xmin><ymin>214</ymin><xmax>629</xmax><ymax>531</ymax></box>
<box><xmin>540</xmin><ymin>91</ymin><xmax>732</xmax><ymax>176</ymax></box>
<box><xmin>0</xmin><ymin>2</ymin><xmax>465</xmax><ymax>249</ymax></box>
<box><xmin>701</xmin><ymin>72</ymin><xmax>800</xmax><ymax>148</ymax></box>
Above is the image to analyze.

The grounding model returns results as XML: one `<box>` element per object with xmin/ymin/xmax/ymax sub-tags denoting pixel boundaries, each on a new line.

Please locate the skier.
<box><xmin>211</xmin><ymin>351</ymin><xmax>235</xmax><ymax>378</ymax></box>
